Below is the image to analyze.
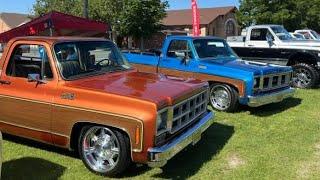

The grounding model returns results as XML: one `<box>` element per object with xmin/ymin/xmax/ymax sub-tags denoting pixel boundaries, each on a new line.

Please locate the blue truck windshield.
<box><xmin>193</xmin><ymin>39</ymin><xmax>237</xmax><ymax>59</ymax></box>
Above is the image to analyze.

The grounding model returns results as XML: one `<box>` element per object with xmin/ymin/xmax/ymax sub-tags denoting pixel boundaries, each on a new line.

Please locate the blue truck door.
<box><xmin>159</xmin><ymin>39</ymin><xmax>197</xmax><ymax>77</ymax></box>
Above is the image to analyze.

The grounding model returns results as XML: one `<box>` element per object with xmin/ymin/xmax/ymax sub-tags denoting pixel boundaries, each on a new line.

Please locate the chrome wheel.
<box><xmin>210</xmin><ymin>85</ymin><xmax>231</xmax><ymax>111</ymax></box>
<box><xmin>82</xmin><ymin>126</ymin><xmax>120</xmax><ymax>173</ymax></box>
<box><xmin>293</xmin><ymin>68</ymin><xmax>312</xmax><ymax>88</ymax></box>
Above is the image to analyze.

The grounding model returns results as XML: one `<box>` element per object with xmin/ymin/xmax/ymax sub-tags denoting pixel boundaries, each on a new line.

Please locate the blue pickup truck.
<box><xmin>124</xmin><ymin>36</ymin><xmax>295</xmax><ymax>112</ymax></box>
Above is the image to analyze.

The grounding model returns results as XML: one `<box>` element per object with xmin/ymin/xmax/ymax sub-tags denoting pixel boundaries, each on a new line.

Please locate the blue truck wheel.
<box><xmin>209</xmin><ymin>83</ymin><xmax>239</xmax><ymax>112</ymax></box>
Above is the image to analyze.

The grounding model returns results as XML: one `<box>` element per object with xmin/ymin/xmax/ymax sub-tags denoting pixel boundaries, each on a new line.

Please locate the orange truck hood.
<box><xmin>65</xmin><ymin>71</ymin><xmax>208</xmax><ymax>108</ymax></box>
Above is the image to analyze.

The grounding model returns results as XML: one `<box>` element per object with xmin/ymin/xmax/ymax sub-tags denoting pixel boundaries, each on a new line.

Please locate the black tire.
<box><xmin>78</xmin><ymin>125</ymin><xmax>131</xmax><ymax>177</ymax></box>
<box><xmin>292</xmin><ymin>63</ymin><xmax>319</xmax><ymax>89</ymax></box>
<box><xmin>209</xmin><ymin>83</ymin><xmax>239</xmax><ymax>112</ymax></box>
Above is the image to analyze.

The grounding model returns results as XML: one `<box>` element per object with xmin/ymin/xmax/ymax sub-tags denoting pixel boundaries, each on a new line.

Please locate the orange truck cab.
<box><xmin>0</xmin><ymin>36</ymin><xmax>214</xmax><ymax>176</ymax></box>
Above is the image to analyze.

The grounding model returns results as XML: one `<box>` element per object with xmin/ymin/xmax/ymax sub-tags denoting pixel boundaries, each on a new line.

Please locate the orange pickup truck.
<box><xmin>0</xmin><ymin>37</ymin><xmax>214</xmax><ymax>176</ymax></box>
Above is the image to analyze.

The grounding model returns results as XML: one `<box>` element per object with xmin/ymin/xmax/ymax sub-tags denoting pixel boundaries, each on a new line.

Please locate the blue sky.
<box><xmin>0</xmin><ymin>0</ymin><xmax>239</xmax><ymax>14</ymax></box>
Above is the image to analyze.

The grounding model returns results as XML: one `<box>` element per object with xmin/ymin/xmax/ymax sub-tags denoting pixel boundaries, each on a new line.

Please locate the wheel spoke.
<box><xmin>107</xmin><ymin>158</ymin><xmax>115</xmax><ymax>167</ymax></box>
<box><xmin>96</xmin><ymin>157</ymin><xmax>105</xmax><ymax>169</ymax></box>
<box><xmin>84</xmin><ymin>147</ymin><xmax>96</xmax><ymax>155</ymax></box>
<box><xmin>99</xmin><ymin>129</ymin><xmax>106</xmax><ymax>137</ymax></box>
<box><xmin>111</xmin><ymin>147</ymin><xmax>119</xmax><ymax>154</ymax></box>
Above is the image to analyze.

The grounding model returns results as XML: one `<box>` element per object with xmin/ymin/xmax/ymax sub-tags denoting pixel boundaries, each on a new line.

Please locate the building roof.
<box><xmin>0</xmin><ymin>12</ymin><xmax>31</xmax><ymax>28</ymax></box>
<box><xmin>163</xmin><ymin>6</ymin><xmax>237</xmax><ymax>26</ymax></box>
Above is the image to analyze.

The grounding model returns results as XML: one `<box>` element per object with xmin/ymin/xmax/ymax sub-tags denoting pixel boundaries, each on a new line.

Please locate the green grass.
<box><xmin>2</xmin><ymin>89</ymin><xmax>320</xmax><ymax>180</ymax></box>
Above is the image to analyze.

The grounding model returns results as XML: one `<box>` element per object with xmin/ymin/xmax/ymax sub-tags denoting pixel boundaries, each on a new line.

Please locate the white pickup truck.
<box><xmin>227</xmin><ymin>25</ymin><xmax>320</xmax><ymax>88</ymax></box>
<box><xmin>294</xmin><ymin>29</ymin><xmax>320</xmax><ymax>40</ymax></box>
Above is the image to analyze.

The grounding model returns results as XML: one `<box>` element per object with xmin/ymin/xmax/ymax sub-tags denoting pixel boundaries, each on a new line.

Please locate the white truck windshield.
<box><xmin>271</xmin><ymin>26</ymin><xmax>292</xmax><ymax>41</ymax></box>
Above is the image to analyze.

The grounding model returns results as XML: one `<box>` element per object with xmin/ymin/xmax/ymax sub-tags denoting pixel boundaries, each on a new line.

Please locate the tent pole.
<box><xmin>83</xmin><ymin>0</ymin><xmax>89</xmax><ymax>19</ymax></box>
<box><xmin>49</xmin><ymin>28</ymin><xmax>53</xmax><ymax>36</ymax></box>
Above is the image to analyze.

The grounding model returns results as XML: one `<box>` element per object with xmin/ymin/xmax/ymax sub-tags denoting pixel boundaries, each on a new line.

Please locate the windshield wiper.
<box><xmin>107</xmin><ymin>65</ymin><xmax>132</xmax><ymax>73</ymax></box>
<box><xmin>67</xmin><ymin>70</ymin><xmax>106</xmax><ymax>79</ymax></box>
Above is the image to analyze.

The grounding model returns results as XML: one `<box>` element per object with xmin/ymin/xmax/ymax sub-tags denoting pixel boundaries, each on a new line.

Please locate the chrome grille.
<box><xmin>254</xmin><ymin>72</ymin><xmax>292</xmax><ymax>92</ymax></box>
<box><xmin>170</xmin><ymin>90</ymin><xmax>208</xmax><ymax>134</ymax></box>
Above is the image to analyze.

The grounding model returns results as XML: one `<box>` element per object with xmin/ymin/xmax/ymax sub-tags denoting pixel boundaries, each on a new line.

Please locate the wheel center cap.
<box><xmin>298</xmin><ymin>73</ymin><xmax>307</xmax><ymax>80</ymax></box>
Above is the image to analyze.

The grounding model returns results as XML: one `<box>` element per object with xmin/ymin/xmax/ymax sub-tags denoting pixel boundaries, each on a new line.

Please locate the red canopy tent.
<box><xmin>0</xmin><ymin>11</ymin><xmax>110</xmax><ymax>43</ymax></box>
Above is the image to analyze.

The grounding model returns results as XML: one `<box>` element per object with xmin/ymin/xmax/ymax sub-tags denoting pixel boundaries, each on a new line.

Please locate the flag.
<box><xmin>191</xmin><ymin>0</ymin><xmax>200</xmax><ymax>36</ymax></box>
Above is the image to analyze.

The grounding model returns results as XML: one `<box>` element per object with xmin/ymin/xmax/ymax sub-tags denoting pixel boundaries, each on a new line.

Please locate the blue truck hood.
<box><xmin>199</xmin><ymin>58</ymin><xmax>292</xmax><ymax>80</ymax></box>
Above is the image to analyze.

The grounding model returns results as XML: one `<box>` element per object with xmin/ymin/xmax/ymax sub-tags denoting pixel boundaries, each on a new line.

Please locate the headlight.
<box><xmin>156</xmin><ymin>109</ymin><xmax>168</xmax><ymax>134</ymax></box>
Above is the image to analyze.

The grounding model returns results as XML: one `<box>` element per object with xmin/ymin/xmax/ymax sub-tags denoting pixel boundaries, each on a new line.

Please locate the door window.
<box><xmin>6</xmin><ymin>44</ymin><xmax>53</xmax><ymax>79</ymax></box>
<box><xmin>166</xmin><ymin>40</ymin><xmax>194</xmax><ymax>59</ymax></box>
<box><xmin>250</xmin><ymin>28</ymin><xmax>274</xmax><ymax>41</ymax></box>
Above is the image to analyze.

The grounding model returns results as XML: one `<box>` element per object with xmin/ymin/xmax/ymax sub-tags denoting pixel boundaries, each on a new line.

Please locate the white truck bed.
<box><xmin>226</xmin><ymin>36</ymin><xmax>246</xmax><ymax>47</ymax></box>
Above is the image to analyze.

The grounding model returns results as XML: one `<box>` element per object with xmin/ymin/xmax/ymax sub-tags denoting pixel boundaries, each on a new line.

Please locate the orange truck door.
<box><xmin>0</xmin><ymin>42</ymin><xmax>58</xmax><ymax>144</ymax></box>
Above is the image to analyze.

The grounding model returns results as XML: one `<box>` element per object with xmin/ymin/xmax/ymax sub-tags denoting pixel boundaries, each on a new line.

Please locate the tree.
<box><xmin>33</xmin><ymin>0</ymin><xmax>82</xmax><ymax>16</ymax></box>
<box><xmin>118</xmin><ymin>0</ymin><xmax>168</xmax><ymax>48</ymax></box>
<box><xmin>237</xmin><ymin>0</ymin><xmax>320</xmax><ymax>32</ymax></box>
<box><xmin>32</xmin><ymin>0</ymin><xmax>168</xmax><ymax>49</ymax></box>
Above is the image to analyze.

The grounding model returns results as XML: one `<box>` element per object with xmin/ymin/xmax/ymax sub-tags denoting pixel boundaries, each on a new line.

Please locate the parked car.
<box><xmin>227</xmin><ymin>25</ymin><xmax>320</xmax><ymax>88</ymax></box>
<box><xmin>124</xmin><ymin>36</ymin><xmax>294</xmax><ymax>112</ymax></box>
<box><xmin>0</xmin><ymin>36</ymin><xmax>214</xmax><ymax>176</ymax></box>
<box><xmin>294</xmin><ymin>29</ymin><xmax>320</xmax><ymax>40</ymax></box>
<box><xmin>289</xmin><ymin>32</ymin><xmax>306</xmax><ymax>40</ymax></box>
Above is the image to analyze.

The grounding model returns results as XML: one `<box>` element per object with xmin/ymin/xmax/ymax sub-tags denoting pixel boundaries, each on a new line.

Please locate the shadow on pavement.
<box><xmin>2</xmin><ymin>157</ymin><xmax>66</xmax><ymax>180</ymax></box>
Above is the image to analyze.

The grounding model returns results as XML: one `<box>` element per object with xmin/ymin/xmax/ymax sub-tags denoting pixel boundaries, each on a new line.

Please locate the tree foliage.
<box><xmin>33</xmin><ymin>0</ymin><xmax>82</xmax><ymax>16</ymax></box>
<box><xmin>118</xmin><ymin>0</ymin><xmax>168</xmax><ymax>38</ymax></box>
<box><xmin>32</xmin><ymin>0</ymin><xmax>168</xmax><ymax>39</ymax></box>
<box><xmin>237</xmin><ymin>0</ymin><xmax>320</xmax><ymax>32</ymax></box>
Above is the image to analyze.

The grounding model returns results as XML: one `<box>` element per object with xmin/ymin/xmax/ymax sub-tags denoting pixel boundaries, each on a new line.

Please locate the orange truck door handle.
<box><xmin>0</xmin><ymin>80</ymin><xmax>11</xmax><ymax>85</ymax></box>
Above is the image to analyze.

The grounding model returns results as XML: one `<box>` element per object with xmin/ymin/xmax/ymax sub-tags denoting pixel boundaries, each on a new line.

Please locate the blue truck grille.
<box><xmin>254</xmin><ymin>72</ymin><xmax>292</xmax><ymax>92</ymax></box>
<box><xmin>170</xmin><ymin>90</ymin><xmax>208</xmax><ymax>134</ymax></box>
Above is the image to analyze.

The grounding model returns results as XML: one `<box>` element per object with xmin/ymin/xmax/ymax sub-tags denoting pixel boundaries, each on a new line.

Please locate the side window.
<box><xmin>250</xmin><ymin>28</ymin><xmax>273</xmax><ymax>41</ymax></box>
<box><xmin>301</xmin><ymin>32</ymin><xmax>311</xmax><ymax>39</ymax></box>
<box><xmin>6</xmin><ymin>44</ymin><xmax>53</xmax><ymax>79</ymax></box>
<box><xmin>167</xmin><ymin>40</ymin><xmax>194</xmax><ymax>59</ymax></box>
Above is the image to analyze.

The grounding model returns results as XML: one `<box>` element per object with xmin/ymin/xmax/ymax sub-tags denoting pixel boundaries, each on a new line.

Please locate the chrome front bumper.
<box><xmin>147</xmin><ymin>111</ymin><xmax>214</xmax><ymax>168</ymax></box>
<box><xmin>248</xmin><ymin>88</ymin><xmax>295</xmax><ymax>107</ymax></box>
